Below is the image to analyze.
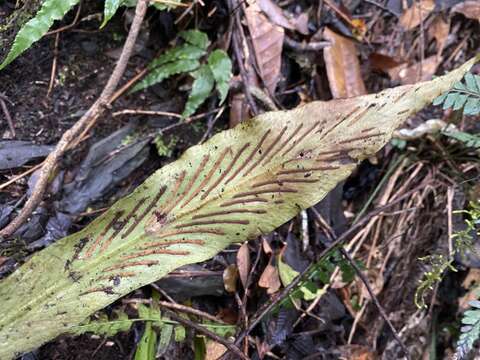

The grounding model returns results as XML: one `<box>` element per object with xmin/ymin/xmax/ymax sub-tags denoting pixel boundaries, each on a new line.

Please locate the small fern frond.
<box><xmin>457</xmin><ymin>300</ymin><xmax>480</xmax><ymax>359</ymax></box>
<box><xmin>442</xmin><ymin>129</ymin><xmax>480</xmax><ymax>149</ymax></box>
<box><xmin>433</xmin><ymin>73</ymin><xmax>480</xmax><ymax>115</ymax></box>
<box><xmin>0</xmin><ymin>0</ymin><xmax>80</xmax><ymax>70</ymax></box>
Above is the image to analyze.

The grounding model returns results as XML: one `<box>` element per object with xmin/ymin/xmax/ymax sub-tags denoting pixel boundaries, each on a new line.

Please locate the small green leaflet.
<box><xmin>102</xmin><ymin>0</ymin><xmax>127</xmax><ymax>28</ymax></box>
<box><xmin>0</xmin><ymin>0</ymin><xmax>80</xmax><ymax>70</ymax></box>
<box><xmin>207</xmin><ymin>50</ymin><xmax>233</xmax><ymax>104</ymax></box>
<box><xmin>442</xmin><ymin>129</ymin><xmax>480</xmax><ymax>149</ymax></box>
<box><xmin>433</xmin><ymin>72</ymin><xmax>480</xmax><ymax>115</ymax></box>
<box><xmin>457</xmin><ymin>300</ymin><xmax>480</xmax><ymax>359</ymax></box>
<box><xmin>132</xmin><ymin>30</ymin><xmax>232</xmax><ymax>117</ymax></box>
<box><xmin>182</xmin><ymin>65</ymin><xmax>215</xmax><ymax>118</ymax></box>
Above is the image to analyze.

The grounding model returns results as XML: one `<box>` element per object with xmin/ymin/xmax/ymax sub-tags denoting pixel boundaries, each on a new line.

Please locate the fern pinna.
<box><xmin>433</xmin><ymin>72</ymin><xmax>480</xmax><ymax>115</ymax></box>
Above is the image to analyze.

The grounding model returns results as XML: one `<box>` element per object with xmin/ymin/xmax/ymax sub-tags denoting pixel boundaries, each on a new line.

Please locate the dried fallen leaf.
<box><xmin>399</xmin><ymin>0</ymin><xmax>435</xmax><ymax>30</ymax></box>
<box><xmin>369</xmin><ymin>53</ymin><xmax>406</xmax><ymax>74</ymax></box>
<box><xmin>339</xmin><ymin>344</ymin><xmax>376</xmax><ymax>360</ymax></box>
<box><xmin>223</xmin><ymin>264</ymin><xmax>239</xmax><ymax>293</ymax></box>
<box><xmin>205</xmin><ymin>341</ymin><xmax>227</xmax><ymax>360</ymax></box>
<box><xmin>236</xmin><ymin>242</ymin><xmax>251</xmax><ymax>289</ymax></box>
<box><xmin>388</xmin><ymin>55</ymin><xmax>439</xmax><ymax>84</ymax></box>
<box><xmin>258</xmin><ymin>258</ymin><xmax>281</xmax><ymax>294</ymax></box>
<box><xmin>323</xmin><ymin>27</ymin><xmax>367</xmax><ymax>98</ymax></box>
<box><xmin>257</xmin><ymin>0</ymin><xmax>295</xmax><ymax>30</ymax></box>
<box><xmin>451</xmin><ymin>0</ymin><xmax>480</xmax><ymax>21</ymax></box>
<box><xmin>428</xmin><ymin>16</ymin><xmax>450</xmax><ymax>56</ymax></box>
<box><xmin>245</xmin><ymin>3</ymin><xmax>284</xmax><ymax>94</ymax></box>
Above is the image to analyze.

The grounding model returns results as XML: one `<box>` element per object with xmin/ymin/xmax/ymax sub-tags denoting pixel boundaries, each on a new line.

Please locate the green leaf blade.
<box><xmin>0</xmin><ymin>56</ymin><xmax>477</xmax><ymax>360</ymax></box>
<box><xmin>207</xmin><ymin>49</ymin><xmax>232</xmax><ymax>104</ymax></box>
<box><xmin>182</xmin><ymin>65</ymin><xmax>215</xmax><ymax>117</ymax></box>
<box><xmin>0</xmin><ymin>0</ymin><xmax>80</xmax><ymax>70</ymax></box>
<box><xmin>102</xmin><ymin>0</ymin><xmax>125</xmax><ymax>28</ymax></box>
<box><xmin>131</xmin><ymin>59</ymin><xmax>200</xmax><ymax>93</ymax></box>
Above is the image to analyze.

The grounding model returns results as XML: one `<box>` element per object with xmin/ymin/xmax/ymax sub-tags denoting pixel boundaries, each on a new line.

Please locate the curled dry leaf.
<box><xmin>451</xmin><ymin>0</ymin><xmax>480</xmax><ymax>21</ymax></box>
<box><xmin>399</xmin><ymin>0</ymin><xmax>435</xmax><ymax>30</ymax></box>
<box><xmin>245</xmin><ymin>3</ymin><xmax>284</xmax><ymax>94</ymax></box>
<box><xmin>258</xmin><ymin>259</ymin><xmax>281</xmax><ymax>294</ymax></box>
<box><xmin>257</xmin><ymin>0</ymin><xmax>295</xmax><ymax>31</ymax></box>
<box><xmin>428</xmin><ymin>16</ymin><xmax>450</xmax><ymax>57</ymax></box>
<box><xmin>0</xmin><ymin>57</ymin><xmax>477</xmax><ymax>359</ymax></box>
<box><xmin>388</xmin><ymin>55</ymin><xmax>439</xmax><ymax>84</ymax></box>
<box><xmin>323</xmin><ymin>27</ymin><xmax>367</xmax><ymax>98</ymax></box>
<box><xmin>223</xmin><ymin>264</ymin><xmax>239</xmax><ymax>293</ymax></box>
<box><xmin>236</xmin><ymin>242</ymin><xmax>251</xmax><ymax>289</ymax></box>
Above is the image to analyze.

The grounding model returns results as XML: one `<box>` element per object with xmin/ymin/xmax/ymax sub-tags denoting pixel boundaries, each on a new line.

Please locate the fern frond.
<box><xmin>433</xmin><ymin>73</ymin><xmax>480</xmax><ymax>115</ymax></box>
<box><xmin>457</xmin><ymin>300</ymin><xmax>480</xmax><ymax>359</ymax></box>
<box><xmin>182</xmin><ymin>65</ymin><xmax>215</xmax><ymax>117</ymax></box>
<box><xmin>131</xmin><ymin>58</ymin><xmax>200</xmax><ymax>93</ymax></box>
<box><xmin>442</xmin><ymin>129</ymin><xmax>480</xmax><ymax>148</ymax></box>
<box><xmin>0</xmin><ymin>0</ymin><xmax>80</xmax><ymax>70</ymax></box>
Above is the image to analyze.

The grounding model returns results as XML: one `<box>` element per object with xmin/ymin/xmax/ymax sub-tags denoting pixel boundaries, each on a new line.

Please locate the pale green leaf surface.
<box><xmin>0</xmin><ymin>0</ymin><xmax>80</xmax><ymax>70</ymax></box>
<box><xmin>179</xmin><ymin>30</ymin><xmax>210</xmax><ymax>49</ymax></box>
<box><xmin>131</xmin><ymin>59</ymin><xmax>200</xmax><ymax>92</ymax></box>
<box><xmin>102</xmin><ymin>0</ymin><xmax>126</xmax><ymax>28</ymax></box>
<box><xmin>182</xmin><ymin>65</ymin><xmax>215</xmax><ymax>117</ymax></box>
<box><xmin>207</xmin><ymin>50</ymin><xmax>232</xmax><ymax>104</ymax></box>
<box><xmin>148</xmin><ymin>44</ymin><xmax>206</xmax><ymax>69</ymax></box>
<box><xmin>135</xmin><ymin>321</ymin><xmax>157</xmax><ymax>360</ymax></box>
<box><xmin>0</xmin><ymin>56</ymin><xmax>477</xmax><ymax>359</ymax></box>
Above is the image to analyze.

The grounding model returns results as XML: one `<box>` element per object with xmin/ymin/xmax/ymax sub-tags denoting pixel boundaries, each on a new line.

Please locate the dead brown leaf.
<box><xmin>236</xmin><ymin>242</ymin><xmax>251</xmax><ymax>289</ymax></box>
<box><xmin>459</xmin><ymin>269</ymin><xmax>480</xmax><ymax>311</ymax></box>
<box><xmin>428</xmin><ymin>16</ymin><xmax>450</xmax><ymax>57</ymax></box>
<box><xmin>388</xmin><ymin>55</ymin><xmax>439</xmax><ymax>84</ymax></box>
<box><xmin>223</xmin><ymin>264</ymin><xmax>239</xmax><ymax>293</ymax></box>
<box><xmin>399</xmin><ymin>0</ymin><xmax>435</xmax><ymax>30</ymax></box>
<box><xmin>245</xmin><ymin>3</ymin><xmax>284</xmax><ymax>94</ymax></box>
<box><xmin>452</xmin><ymin>0</ymin><xmax>480</xmax><ymax>21</ymax></box>
<box><xmin>205</xmin><ymin>341</ymin><xmax>227</xmax><ymax>360</ymax></box>
<box><xmin>323</xmin><ymin>27</ymin><xmax>367</xmax><ymax>98</ymax></box>
<box><xmin>338</xmin><ymin>344</ymin><xmax>376</xmax><ymax>360</ymax></box>
<box><xmin>369</xmin><ymin>53</ymin><xmax>405</xmax><ymax>73</ymax></box>
<box><xmin>258</xmin><ymin>258</ymin><xmax>281</xmax><ymax>294</ymax></box>
<box><xmin>257</xmin><ymin>0</ymin><xmax>295</xmax><ymax>30</ymax></box>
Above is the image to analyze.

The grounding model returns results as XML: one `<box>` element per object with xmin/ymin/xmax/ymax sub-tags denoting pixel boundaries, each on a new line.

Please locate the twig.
<box><xmin>46</xmin><ymin>33</ymin><xmax>60</xmax><ymax>98</ymax></box>
<box><xmin>45</xmin><ymin>2</ymin><xmax>83</xmax><ymax>36</ymax></box>
<box><xmin>163</xmin><ymin>309</ymin><xmax>249</xmax><ymax>360</ymax></box>
<box><xmin>340</xmin><ymin>248</ymin><xmax>411</xmax><ymax>359</ymax></box>
<box><xmin>220</xmin><ymin>185</ymin><xmax>424</xmax><ymax>359</ymax></box>
<box><xmin>157</xmin><ymin>300</ymin><xmax>226</xmax><ymax>324</ymax></box>
<box><xmin>284</xmin><ymin>36</ymin><xmax>330</xmax><ymax>51</ymax></box>
<box><xmin>112</xmin><ymin>109</ymin><xmax>184</xmax><ymax>118</ymax></box>
<box><xmin>231</xmin><ymin>4</ymin><xmax>259</xmax><ymax>116</ymax></box>
<box><xmin>0</xmin><ymin>0</ymin><xmax>149</xmax><ymax>239</ymax></box>
<box><xmin>0</xmin><ymin>95</ymin><xmax>15</xmax><ymax>138</ymax></box>
<box><xmin>0</xmin><ymin>163</ymin><xmax>44</xmax><ymax>191</ymax></box>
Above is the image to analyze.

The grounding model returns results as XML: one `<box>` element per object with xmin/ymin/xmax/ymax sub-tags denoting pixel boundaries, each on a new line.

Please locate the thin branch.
<box><xmin>0</xmin><ymin>0</ymin><xmax>149</xmax><ymax>239</ymax></box>
<box><xmin>163</xmin><ymin>309</ymin><xmax>249</xmax><ymax>360</ymax></box>
<box><xmin>221</xmin><ymin>185</ymin><xmax>424</xmax><ymax>359</ymax></box>
<box><xmin>339</xmin><ymin>248</ymin><xmax>411</xmax><ymax>360</ymax></box>
<box><xmin>158</xmin><ymin>300</ymin><xmax>226</xmax><ymax>324</ymax></box>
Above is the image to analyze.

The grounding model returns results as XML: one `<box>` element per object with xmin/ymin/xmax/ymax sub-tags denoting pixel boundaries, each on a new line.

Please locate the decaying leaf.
<box><xmin>323</xmin><ymin>27</ymin><xmax>367</xmax><ymax>98</ymax></box>
<box><xmin>0</xmin><ymin>57</ymin><xmax>477</xmax><ymax>359</ymax></box>
<box><xmin>428</xmin><ymin>16</ymin><xmax>450</xmax><ymax>57</ymax></box>
<box><xmin>388</xmin><ymin>55</ymin><xmax>439</xmax><ymax>85</ymax></box>
<box><xmin>258</xmin><ymin>259</ymin><xmax>281</xmax><ymax>294</ymax></box>
<box><xmin>451</xmin><ymin>1</ymin><xmax>480</xmax><ymax>22</ymax></box>
<box><xmin>399</xmin><ymin>0</ymin><xmax>435</xmax><ymax>30</ymax></box>
<box><xmin>236</xmin><ymin>242</ymin><xmax>251</xmax><ymax>289</ymax></box>
<box><xmin>245</xmin><ymin>3</ymin><xmax>284</xmax><ymax>94</ymax></box>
